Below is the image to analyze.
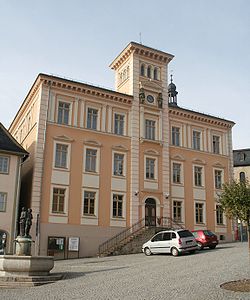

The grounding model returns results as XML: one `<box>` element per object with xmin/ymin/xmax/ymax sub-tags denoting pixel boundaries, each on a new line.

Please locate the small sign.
<box><xmin>68</xmin><ymin>237</ymin><xmax>79</xmax><ymax>251</ymax></box>
<box><xmin>56</xmin><ymin>238</ymin><xmax>64</xmax><ymax>245</ymax></box>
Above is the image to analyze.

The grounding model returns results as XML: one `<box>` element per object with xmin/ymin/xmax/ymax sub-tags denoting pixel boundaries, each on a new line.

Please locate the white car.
<box><xmin>142</xmin><ymin>229</ymin><xmax>198</xmax><ymax>256</ymax></box>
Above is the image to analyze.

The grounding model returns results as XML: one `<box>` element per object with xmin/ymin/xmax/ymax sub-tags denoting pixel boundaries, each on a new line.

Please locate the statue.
<box><xmin>25</xmin><ymin>208</ymin><xmax>33</xmax><ymax>238</ymax></box>
<box><xmin>19</xmin><ymin>207</ymin><xmax>27</xmax><ymax>237</ymax></box>
<box><xmin>157</xmin><ymin>93</ymin><xmax>163</xmax><ymax>108</ymax></box>
<box><xmin>139</xmin><ymin>87</ymin><xmax>145</xmax><ymax>104</ymax></box>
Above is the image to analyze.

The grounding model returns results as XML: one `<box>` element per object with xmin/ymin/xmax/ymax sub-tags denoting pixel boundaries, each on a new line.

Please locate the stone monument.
<box><xmin>0</xmin><ymin>208</ymin><xmax>60</xmax><ymax>287</ymax></box>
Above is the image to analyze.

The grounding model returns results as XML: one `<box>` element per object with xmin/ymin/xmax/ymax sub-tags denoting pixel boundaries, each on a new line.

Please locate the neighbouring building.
<box><xmin>0</xmin><ymin>123</ymin><xmax>28</xmax><ymax>254</ymax></box>
<box><xmin>9</xmin><ymin>42</ymin><xmax>235</xmax><ymax>258</ymax></box>
<box><xmin>233</xmin><ymin>148</ymin><xmax>250</xmax><ymax>241</ymax></box>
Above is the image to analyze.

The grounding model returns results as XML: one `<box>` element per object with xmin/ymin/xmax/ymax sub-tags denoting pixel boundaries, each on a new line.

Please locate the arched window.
<box><xmin>153</xmin><ymin>67</ymin><xmax>158</xmax><ymax>80</ymax></box>
<box><xmin>239</xmin><ymin>172</ymin><xmax>246</xmax><ymax>182</ymax></box>
<box><xmin>140</xmin><ymin>64</ymin><xmax>145</xmax><ymax>76</ymax></box>
<box><xmin>147</xmin><ymin>66</ymin><xmax>152</xmax><ymax>78</ymax></box>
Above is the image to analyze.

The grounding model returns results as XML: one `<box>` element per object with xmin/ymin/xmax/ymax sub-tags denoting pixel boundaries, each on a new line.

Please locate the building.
<box><xmin>0</xmin><ymin>123</ymin><xmax>28</xmax><ymax>254</ymax></box>
<box><xmin>233</xmin><ymin>148</ymin><xmax>250</xmax><ymax>241</ymax></box>
<box><xmin>9</xmin><ymin>42</ymin><xmax>235</xmax><ymax>258</ymax></box>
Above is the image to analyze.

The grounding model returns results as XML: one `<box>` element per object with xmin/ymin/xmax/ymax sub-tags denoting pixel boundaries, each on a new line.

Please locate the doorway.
<box><xmin>145</xmin><ymin>198</ymin><xmax>156</xmax><ymax>226</ymax></box>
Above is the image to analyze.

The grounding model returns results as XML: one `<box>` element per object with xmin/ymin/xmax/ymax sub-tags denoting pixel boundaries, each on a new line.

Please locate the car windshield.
<box><xmin>178</xmin><ymin>230</ymin><xmax>193</xmax><ymax>238</ymax></box>
<box><xmin>203</xmin><ymin>230</ymin><xmax>215</xmax><ymax>236</ymax></box>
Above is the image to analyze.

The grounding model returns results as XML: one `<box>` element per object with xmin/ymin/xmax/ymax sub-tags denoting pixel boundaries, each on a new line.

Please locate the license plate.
<box><xmin>212</xmin><ymin>241</ymin><xmax>217</xmax><ymax>243</ymax></box>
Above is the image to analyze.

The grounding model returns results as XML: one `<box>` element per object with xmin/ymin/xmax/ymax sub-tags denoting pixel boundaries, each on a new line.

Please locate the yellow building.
<box><xmin>9</xmin><ymin>42</ymin><xmax>235</xmax><ymax>257</ymax></box>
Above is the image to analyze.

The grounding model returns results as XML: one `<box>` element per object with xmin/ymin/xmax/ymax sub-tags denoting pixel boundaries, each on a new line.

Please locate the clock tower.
<box><xmin>110</xmin><ymin>42</ymin><xmax>174</xmax><ymax>225</ymax></box>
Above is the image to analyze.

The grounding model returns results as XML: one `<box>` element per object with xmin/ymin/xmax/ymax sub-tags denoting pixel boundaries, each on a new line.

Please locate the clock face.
<box><xmin>147</xmin><ymin>95</ymin><xmax>154</xmax><ymax>103</ymax></box>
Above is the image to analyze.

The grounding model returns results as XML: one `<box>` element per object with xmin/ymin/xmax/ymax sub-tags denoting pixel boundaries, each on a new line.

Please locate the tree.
<box><xmin>219</xmin><ymin>180</ymin><xmax>250</xmax><ymax>250</ymax></box>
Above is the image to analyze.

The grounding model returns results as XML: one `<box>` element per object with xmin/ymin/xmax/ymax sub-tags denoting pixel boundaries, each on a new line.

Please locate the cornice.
<box><xmin>41</xmin><ymin>75</ymin><xmax>132</xmax><ymax>105</ymax></box>
<box><xmin>169</xmin><ymin>106</ymin><xmax>234</xmax><ymax>129</ymax></box>
<box><xmin>110</xmin><ymin>42</ymin><xmax>174</xmax><ymax>70</ymax></box>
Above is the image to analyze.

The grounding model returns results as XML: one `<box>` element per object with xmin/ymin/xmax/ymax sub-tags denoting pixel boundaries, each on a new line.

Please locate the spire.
<box><xmin>168</xmin><ymin>74</ymin><xmax>178</xmax><ymax>106</ymax></box>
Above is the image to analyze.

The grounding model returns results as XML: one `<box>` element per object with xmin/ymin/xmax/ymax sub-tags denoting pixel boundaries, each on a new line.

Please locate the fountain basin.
<box><xmin>0</xmin><ymin>255</ymin><xmax>54</xmax><ymax>276</ymax></box>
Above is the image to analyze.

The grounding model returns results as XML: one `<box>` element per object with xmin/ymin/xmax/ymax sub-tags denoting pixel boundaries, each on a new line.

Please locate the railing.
<box><xmin>98</xmin><ymin>218</ymin><xmax>146</xmax><ymax>256</ymax></box>
<box><xmin>98</xmin><ymin>216</ymin><xmax>185</xmax><ymax>256</ymax></box>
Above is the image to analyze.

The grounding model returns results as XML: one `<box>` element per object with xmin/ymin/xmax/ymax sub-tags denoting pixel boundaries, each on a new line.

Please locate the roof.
<box><xmin>168</xmin><ymin>103</ymin><xmax>235</xmax><ymax>127</ymax></box>
<box><xmin>233</xmin><ymin>148</ymin><xmax>250</xmax><ymax>167</ymax></box>
<box><xmin>0</xmin><ymin>123</ymin><xmax>29</xmax><ymax>157</ymax></box>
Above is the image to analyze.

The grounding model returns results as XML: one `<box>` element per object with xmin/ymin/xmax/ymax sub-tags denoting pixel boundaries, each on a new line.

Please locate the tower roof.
<box><xmin>110</xmin><ymin>41</ymin><xmax>174</xmax><ymax>70</ymax></box>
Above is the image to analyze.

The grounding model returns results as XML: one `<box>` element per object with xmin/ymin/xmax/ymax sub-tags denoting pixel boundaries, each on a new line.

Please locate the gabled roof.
<box><xmin>0</xmin><ymin>123</ymin><xmax>29</xmax><ymax>157</ymax></box>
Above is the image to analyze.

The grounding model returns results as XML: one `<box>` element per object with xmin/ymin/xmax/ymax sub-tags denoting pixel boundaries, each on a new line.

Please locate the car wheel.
<box><xmin>209</xmin><ymin>245</ymin><xmax>216</xmax><ymax>249</ymax></box>
<box><xmin>189</xmin><ymin>250</ymin><xmax>196</xmax><ymax>254</ymax></box>
<box><xmin>197</xmin><ymin>242</ymin><xmax>203</xmax><ymax>250</ymax></box>
<box><xmin>144</xmin><ymin>247</ymin><xmax>152</xmax><ymax>256</ymax></box>
<box><xmin>171</xmin><ymin>247</ymin><xmax>179</xmax><ymax>257</ymax></box>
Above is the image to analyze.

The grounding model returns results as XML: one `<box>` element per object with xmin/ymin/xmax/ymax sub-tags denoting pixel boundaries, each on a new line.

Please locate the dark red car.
<box><xmin>192</xmin><ymin>230</ymin><xmax>218</xmax><ymax>250</ymax></box>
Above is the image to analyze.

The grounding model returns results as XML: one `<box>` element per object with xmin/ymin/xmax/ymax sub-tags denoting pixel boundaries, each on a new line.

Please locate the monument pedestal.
<box><xmin>15</xmin><ymin>236</ymin><xmax>32</xmax><ymax>256</ymax></box>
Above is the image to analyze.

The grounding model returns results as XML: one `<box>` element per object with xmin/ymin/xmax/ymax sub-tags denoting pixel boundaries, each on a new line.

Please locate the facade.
<box><xmin>0</xmin><ymin>123</ymin><xmax>28</xmax><ymax>254</ymax></box>
<box><xmin>9</xmin><ymin>42</ymin><xmax>235</xmax><ymax>258</ymax></box>
<box><xmin>233</xmin><ymin>148</ymin><xmax>250</xmax><ymax>241</ymax></box>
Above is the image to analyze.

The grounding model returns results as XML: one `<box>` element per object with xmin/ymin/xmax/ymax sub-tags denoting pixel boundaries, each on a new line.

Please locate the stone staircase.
<box><xmin>98</xmin><ymin>216</ymin><xmax>184</xmax><ymax>257</ymax></box>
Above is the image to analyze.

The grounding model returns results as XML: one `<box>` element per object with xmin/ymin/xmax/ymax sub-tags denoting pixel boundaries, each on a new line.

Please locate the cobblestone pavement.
<box><xmin>0</xmin><ymin>242</ymin><xmax>249</xmax><ymax>300</ymax></box>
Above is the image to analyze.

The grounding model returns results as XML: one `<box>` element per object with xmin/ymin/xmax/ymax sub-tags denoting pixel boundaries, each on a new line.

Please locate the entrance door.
<box><xmin>145</xmin><ymin>198</ymin><xmax>156</xmax><ymax>226</ymax></box>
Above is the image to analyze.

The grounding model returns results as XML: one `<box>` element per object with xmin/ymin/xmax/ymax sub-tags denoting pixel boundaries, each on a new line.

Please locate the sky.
<box><xmin>0</xmin><ymin>0</ymin><xmax>249</xmax><ymax>149</ymax></box>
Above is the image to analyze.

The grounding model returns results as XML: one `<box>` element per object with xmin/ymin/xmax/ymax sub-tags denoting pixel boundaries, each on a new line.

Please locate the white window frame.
<box><xmin>215</xmin><ymin>204</ymin><xmax>224</xmax><ymax>225</ymax></box>
<box><xmin>112</xmin><ymin>151</ymin><xmax>126</xmax><ymax>177</ymax></box>
<box><xmin>82</xmin><ymin>188</ymin><xmax>99</xmax><ymax>218</ymax></box>
<box><xmin>194</xmin><ymin>201</ymin><xmax>206</xmax><ymax>225</ymax></box>
<box><xmin>193</xmin><ymin>165</ymin><xmax>204</xmax><ymax>187</ymax></box>
<box><xmin>212</xmin><ymin>135</ymin><xmax>221</xmax><ymax>154</ymax></box>
<box><xmin>214</xmin><ymin>168</ymin><xmax>224</xmax><ymax>190</ymax></box>
<box><xmin>53</xmin><ymin>141</ymin><xmax>71</xmax><ymax>170</ymax></box>
<box><xmin>86</xmin><ymin>104</ymin><xmax>101</xmax><ymax>131</ymax></box>
<box><xmin>192</xmin><ymin>129</ymin><xmax>202</xmax><ymax>151</ymax></box>
<box><xmin>56</xmin><ymin>99</ymin><xmax>72</xmax><ymax>125</ymax></box>
<box><xmin>0</xmin><ymin>192</ymin><xmax>7</xmax><ymax>212</ymax></box>
<box><xmin>83</xmin><ymin>145</ymin><xmax>100</xmax><ymax>174</ymax></box>
<box><xmin>113</xmin><ymin>111</ymin><xmax>126</xmax><ymax>136</ymax></box>
<box><xmin>50</xmin><ymin>185</ymin><xmax>69</xmax><ymax>215</ymax></box>
<box><xmin>0</xmin><ymin>156</ymin><xmax>10</xmax><ymax>174</ymax></box>
<box><xmin>172</xmin><ymin>161</ymin><xmax>183</xmax><ymax>184</ymax></box>
<box><xmin>172</xmin><ymin>200</ymin><xmax>183</xmax><ymax>223</ymax></box>
<box><xmin>144</xmin><ymin>155</ymin><xmax>158</xmax><ymax>181</ymax></box>
<box><xmin>111</xmin><ymin>192</ymin><xmax>126</xmax><ymax>219</ymax></box>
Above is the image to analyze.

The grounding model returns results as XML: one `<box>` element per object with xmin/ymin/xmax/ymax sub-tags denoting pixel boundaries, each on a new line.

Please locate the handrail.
<box><xmin>98</xmin><ymin>216</ymin><xmax>185</xmax><ymax>256</ymax></box>
<box><xmin>98</xmin><ymin>218</ymin><xmax>146</xmax><ymax>256</ymax></box>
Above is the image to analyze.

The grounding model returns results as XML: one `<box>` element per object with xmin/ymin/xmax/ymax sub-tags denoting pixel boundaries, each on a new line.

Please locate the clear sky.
<box><xmin>0</xmin><ymin>0</ymin><xmax>249</xmax><ymax>149</ymax></box>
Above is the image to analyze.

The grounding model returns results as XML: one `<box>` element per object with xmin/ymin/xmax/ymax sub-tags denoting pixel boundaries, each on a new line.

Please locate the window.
<box><xmin>173</xmin><ymin>163</ymin><xmax>181</xmax><ymax>184</ymax></box>
<box><xmin>83</xmin><ymin>191</ymin><xmax>95</xmax><ymax>215</ymax></box>
<box><xmin>216</xmin><ymin>205</ymin><xmax>224</xmax><ymax>225</ymax></box>
<box><xmin>172</xmin><ymin>127</ymin><xmax>180</xmax><ymax>146</ymax></box>
<box><xmin>195</xmin><ymin>203</ymin><xmax>204</xmax><ymax>223</ymax></box>
<box><xmin>52</xmin><ymin>188</ymin><xmax>65</xmax><ymax>214</ymax></box>
<box><xmin>58</xmin><ymin>101</ymin><xmax>70</xmax><ymax>125</ymax></box>
<box><xmin>114</xmin><ymin>113</ymin><xmax>125</xmax><ymax>135</ymax></box>
<box><xmin>147</xmin><ymin>66</ymin><xmax>152</xmax><ymax>78</ymax></box>
<box><xmin>85</xmin><ymin>149</ymin><xmax>97</xmax><ymax>172</ymax></box>
<box><xmin>113</xmin><ymin>194</ymin><xmax>123</xmax><ymax>218</ymax></box>
<box><xmin>140</xmin><ymin>64</ymin><xmax>145</xmax><ymax>76</ymax></box>
<box><xmin>152</xmin><ymin>233</ymin><xmax>163</xmax><ymax>242</ymax></box>
<box><xmin>0</xmin><ymin>156</ymin><xmax>9</xmax><ymax>174</ymax></box>
<box><xmin>0</xmin><ymin>193</ymin><xmax>7</xmax><ymax>212</ymax></box>
<box><xmin>239</xmin><ymin>172</ymin><xmax>246</xmax><ymax>182</ymax></box>
<box><xmin>145</xmin><ymin>119</ymin><xmax>155</xmax><ymax>140</ymax></box>
<box><xmin>153</xmin><ymin>68</ymin><xmax>158</xmax><ymax>80</ymax></box>
<box><xmin>55</xmin><ymin>144</ymin><xmax>68</xmax><ymax>168</ymax></box>
<box><xmin>146</xmin><ymin>158</ymin><xmax>155</xmax><ymax>179</ymax></box>
<box><xmin>194</xmin><ymin>166</ymin><xmax>203</xmax><ymax>186</ymax></box>
<box><xmin>212</xmin><ymin>135</ymin><xmax>220</xmax><ymax>154</ymax></box>
<box><xmin>193</xmin><ymin>131</ymin><xmax>201</xmax><ymax>150</ymax></box>
<box><xmin>162</xmin><ymin>232</ymin><xmax>171</xmax><ymax>241</ymax></box>
<box><xmin>173</xmin><ymin>201</ymin><xmax>182</xmax><ymax>222</ymax></box>
<box><xmin>87</xmin><ymin>108</ymin><xmax>98</xmax><ymax>130</ymax></box>
<box><xmin>113</xmin><ymin>153</ymin><xmax>124</xmax><ymax>176</ymax></box>
<box><xmin>215</xmin><ymin>170</ymin><xmax>222</xmax><ymax>189</ymax></box>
